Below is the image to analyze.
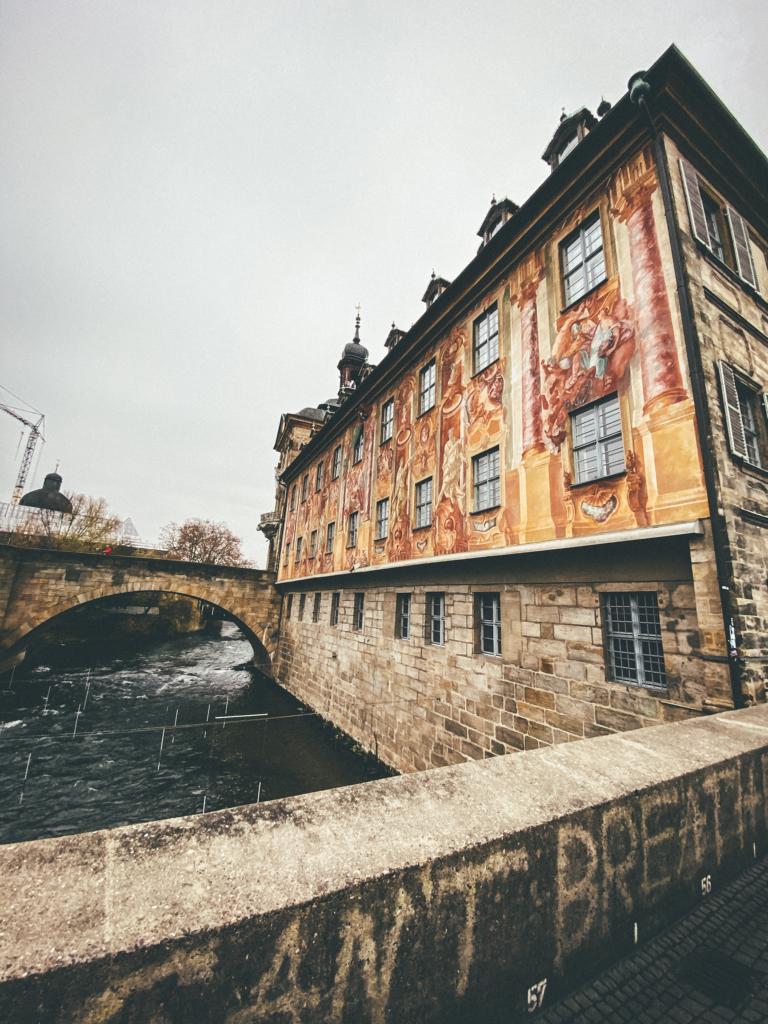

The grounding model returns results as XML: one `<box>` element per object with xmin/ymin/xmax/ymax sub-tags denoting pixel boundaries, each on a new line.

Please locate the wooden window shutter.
<box><xmin>717</xmin><ymin>360</ymin><xmax>748</xmax><ymax>459</ymax></box>
<box><xmin>679</xmin><ymin>158</ymin><xmax>710</xmax><ymax>248</ymax></box>
<box><xmin>726</xmin><ymin>207</ymin><xmax>759</xmax><ymax>289</ymax></box>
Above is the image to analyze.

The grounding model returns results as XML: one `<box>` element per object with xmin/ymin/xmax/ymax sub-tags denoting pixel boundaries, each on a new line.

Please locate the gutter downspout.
<box><xmin>628</xmin><ymin>72</ymin><xmax>744</xmax><ymax>709</ymax></box>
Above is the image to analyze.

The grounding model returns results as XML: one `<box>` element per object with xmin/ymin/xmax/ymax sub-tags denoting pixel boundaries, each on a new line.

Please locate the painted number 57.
<box><xmin>527</xmin><ymin>978</ymin><xmax>547</xmax><ymax>1013</ymax></box>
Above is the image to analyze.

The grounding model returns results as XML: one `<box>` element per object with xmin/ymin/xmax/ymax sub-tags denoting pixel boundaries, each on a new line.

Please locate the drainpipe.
<box><xmin>628</xmin><ymin>71</ymin><xmax>743</xmax><ymax>709</ymax></box>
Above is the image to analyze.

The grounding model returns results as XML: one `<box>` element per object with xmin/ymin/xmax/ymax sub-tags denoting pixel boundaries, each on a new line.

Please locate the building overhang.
<box><xmin>276</xmin><ymin>520</ymin><xmax>705</xmax><ymax>588</ymax></box>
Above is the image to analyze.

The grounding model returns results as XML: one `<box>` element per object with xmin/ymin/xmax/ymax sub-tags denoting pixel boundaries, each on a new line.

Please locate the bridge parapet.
<box><xmin>1</xmin><ymin>705</ymin><xmax>767</xmax><ymax>1021</ymax></box>
<box><xmin>0</xmin><ymin>544</ymin><xmax>281</xmax><ymax>672</ymax></box>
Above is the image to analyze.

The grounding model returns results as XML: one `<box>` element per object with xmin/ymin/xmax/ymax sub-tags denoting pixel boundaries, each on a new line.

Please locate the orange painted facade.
<box><xmin>278</xmin><ymin>147</ymin><xmax>709</xmax><ymax>583</ymax></box>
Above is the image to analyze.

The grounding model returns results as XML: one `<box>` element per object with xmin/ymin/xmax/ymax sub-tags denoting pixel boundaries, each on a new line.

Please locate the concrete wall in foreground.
<box><xmin>2</xmin><ymin>706</ymin><xmax>768</xmax><ymax>1023</ymax></box>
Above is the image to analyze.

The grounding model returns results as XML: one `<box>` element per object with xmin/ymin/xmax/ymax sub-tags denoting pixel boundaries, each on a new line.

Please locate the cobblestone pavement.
<box><xmin>536</xmin><ymin>855</ymin><xmax>768</xmax><ymax>1023</ymax></box>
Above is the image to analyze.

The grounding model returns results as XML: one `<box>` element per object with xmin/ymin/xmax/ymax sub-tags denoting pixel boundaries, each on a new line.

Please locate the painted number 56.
<box><xmin>701</xmin><ymin>874</ymin><xmax>712</xmax><ymax>896</ymax></box>
<box><xmin>527</xmin><ymin>978</ymin><xmax>548</xmax><ymax>1013</ymax></box>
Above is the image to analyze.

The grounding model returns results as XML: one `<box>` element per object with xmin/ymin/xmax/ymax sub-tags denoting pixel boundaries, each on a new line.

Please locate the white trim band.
<box><xmin>278</xmin><ymin>519</ymin><xmax>705</xmax><ymax>585</ymax></box>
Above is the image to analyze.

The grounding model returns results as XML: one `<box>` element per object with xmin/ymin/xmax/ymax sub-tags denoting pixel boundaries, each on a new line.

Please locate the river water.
<box><xmin>0</xmin><ymin>623</ymin><xmax>391</xmax><ymax>845</ymax></box>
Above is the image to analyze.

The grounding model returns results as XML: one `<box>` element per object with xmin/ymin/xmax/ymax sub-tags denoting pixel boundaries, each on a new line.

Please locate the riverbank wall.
<box><xmin>1</xmin><ymin>704</ymin><xmax>767</xmax><ymax>1022</ymax></box>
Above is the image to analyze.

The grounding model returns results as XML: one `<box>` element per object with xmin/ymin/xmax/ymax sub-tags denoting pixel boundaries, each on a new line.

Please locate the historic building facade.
<box><xmin>265</xmin><ymin>47</ymin><xmax>768</xmax><ymax>774</ymax></box>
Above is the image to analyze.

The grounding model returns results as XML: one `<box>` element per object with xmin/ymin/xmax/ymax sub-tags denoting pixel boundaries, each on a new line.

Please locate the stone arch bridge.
<box><xmin>0</xmin><ymin>544</ymin><xmax>281</xmax><ymax>674</ymax></box>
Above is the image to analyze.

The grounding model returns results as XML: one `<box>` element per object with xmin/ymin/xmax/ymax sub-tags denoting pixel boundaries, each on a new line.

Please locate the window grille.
<box><xmin>286</xmin><ymin>594</ymin><xmax>293</xmax><ymax>619</ymax></box>
<box><xmin>312</xmin><ymin>593</ymin><xmax>321</xmax><ymax>622</ymax></box>
<box><xmin>298</xmin><ymin>593</ymin><xmax>306</xmax><ymax>621</ymax></box>
<box><xmin>326</xmin><ymin>521</ymin><xmax>335</xmax><ymax>553</ymax></box>
<box><xmin>426</xmin><ymin>592</ymin><xmax>445</xmax><ymax>645</ymax></box>
<box><xmin>476</xmin><ymin>593</ymin><xmax>502</xmax><ymax>656</ymax></box>
<box><xmin>309</xmin><ymin>530</ymin><xmax>318</xmax><ymax>558</ymax></box>
<box><xmin>396</xmin><ymin>593</ymin><xmax>411</xmax><ymax>640</ymax></box>
<box><xmin>604</xmin><ymin>592</ymin><xmax>667</xmax><ymax>689</ymax></box>
<box><xmin>330</xmin><ymin>591</ymin><xmax>340</xmax><ymax>626</ymax></box>
<box><xmin>353</xmin><ymin>592</ymin><xmax>365</xmax><ymax>631</ymax></box>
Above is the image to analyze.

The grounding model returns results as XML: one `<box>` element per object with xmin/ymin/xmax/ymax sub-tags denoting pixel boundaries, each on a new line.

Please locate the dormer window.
<box><xmin>422</xmin><ymin>272</ymin><xmax>451</xmax><ymax>308</ymax></box>
<box><xmin>477</xmin><ymin>197</ymin><xmax>519</xmax><ymax>249</ymax></box>
<box><xmin>542</xmin><ymin>107</ymin><xmax>597</xmax><ymax>173</ymax></box>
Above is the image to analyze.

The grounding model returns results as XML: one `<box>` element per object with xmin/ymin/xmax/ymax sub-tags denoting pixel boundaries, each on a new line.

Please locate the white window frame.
<box><xmin>396</xmin><ymin>593</ymin><xmax>411</xmax><ymax>640</ymax></box>
<box><xmin>347</xmin><ymin>510</ymin><xmax>358</xmax><ymax>547</ymax></box>
<box><xmin>353</xmin><ymin>592</ymin><xmax>365</xmax><ymax>631</ymax></box>
<box><xmin>331</xmin><ymin>445</ymin><xmax>342</xmax><ymax>479</ymax></box>
<box><xmin>375</xmin><ymin>497</ymin><xmax>389</xmax><ymax>540</ymax></box>
<box><xmin>561</xmin><ymin>211</ymin><xmax>607</xmax><ymax>307</ymax></box>
<box><xmin>426</xmin><ymin>592</ymin><xmax>445</xmax><ymax>646</ymax></box>
<box><xmin>330</xmin><ymin>591</ymin><xmax>340</xmax><ymax>626</ymax></box>
<box><xmin>571</xmin><ymin>395</ymin><xmax>625</xmax><ymax>485</ymax></box>
<box><xmin>380</xmin><ymin>399</ymin><xmax>394</xmax><ymax>444</ymax></box>
<box><xmin>418</xmin><ymin>360</ymin><xmax>436</xmax><ymax>415</ymax></box>
<box><xmin>326</xmin><ymin>521</ymin><xmax>335</xmax><ymax>553</ymax></box>
<box><xmin>472</xmin><ymin>305</ymin><xmax>499</xmax><ymax>374</ymax></box>
<box><xmin>415</xmin><ymin>477</ymin><xmax>433</xmax><ymax>528</ymax></box>
<box><xmin>472</xmin><ymin>447</ymin><xmax>501</xmax><ymax>511</ymax></box>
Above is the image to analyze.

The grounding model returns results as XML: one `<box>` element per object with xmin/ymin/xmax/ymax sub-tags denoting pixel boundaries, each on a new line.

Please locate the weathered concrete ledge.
<box><xmin>2</xmin><ymin>706</ymin><xmax>768</xmax><ymax>1022</ymax></box>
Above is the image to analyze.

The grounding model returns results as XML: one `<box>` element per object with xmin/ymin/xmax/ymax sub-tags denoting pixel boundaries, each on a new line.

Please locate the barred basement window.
<box><xmin>561</xmin><ymin>211</ymin><xmax>606</xmax><ymax>307</ymax></box>
<box><xmin>298</xmin><ymin>593</ymin><xmax>306</xmax><ymax>621</ymax></box>
<box><xmin>396</xmin><ymin>593</ymin><xmax>411</xmax><ymax>640</ymax></box>
<box><xmin>380</xmin><ymin>398</ymin><xmax>394</xmax><ymax>444</ymax></box>
<box><xmin>472</xmin><ymin>446</ymin><xmax>501</xmax><ymax>511</ymax></box>
<box><xmin>312</xmin><ymin>592</ymin><xmax>321</xmax><ymax>622</ymax></box>
<box><xmin>571</xmin><ymin>395</ymin><xmax>624</xmax><ymax>484</ymax></box>
<box><xmin>347</xmin><ymin>511</ymin><xmax>358</xmax><ymax>547</ymax></box>
<box><xmin>309</xmin><ymin>530</ymin><xmax>318</xmax><ymax>558</ymax></box>
<box><xmin>604</xmin><ymin>592</ymin><xmax>667</xmax><ymax>689</ymax></box>
<box><xmin>415</xmin><ymin>477</ymin><xmax>433</xmax><ymax>528</ymax></box>
<box><xmin>286</xmin><ymin>594</ymin><xmax>293</xmax><ymax>619</ymax></box>
<box><xmin>718</xmin><ymin>362</ymin><xmax>766</xmax><ymax>468</ymax></box>
<box><xmin>473</xmin><ymin>304</ymin><xmax>499</xmax><ymax>374</ymax></box>
<box><xmin>332</xmin><ymin>445</ymin><xmax>342</xmax><ymax>479</ymax></box>
<box><xmin>315</xmin><ymin>461</ymin><xmax>324</xmax><ymax>491</ymax></box>
<box><xmin>301</xmin><ymin>474</ymin><xmax>309</xmax><ymax>502</ymax></box>
<box><xmin>426</xmin><ymin>592</ymin><xmax>445</xmax><ymax>646</ymax></box>
<box><xmin>353</xmin><ymin>592</ymin><xmax>365</xmax><ymax>631</ymax></box>
<box><xmin>475</xmin><ymin>593</ymin><xmax>502</xmax><ymax>656</ymax></box>
<box><xmin>375</xmin><ymin>498</ymin><xmax>389</xmax><ymax>540</ymax></box>
<box><xmin>352</xmin><ymin>429</ymin><xmax>364</xmax><ymax>464</ymax></box>
<box><xmin>326</xmin><ymin>521</ymin><xmax>335</xmax><ymax>553</ymax></box>
<box><xmin>419</xmin><ymin>360</ymin><xmax>436</xmax><ymax>414</ymax></box>
<box><xmin>330</xmin><ymin>591</ymin><xmax>340</xmax><ymax>626</ymax></box>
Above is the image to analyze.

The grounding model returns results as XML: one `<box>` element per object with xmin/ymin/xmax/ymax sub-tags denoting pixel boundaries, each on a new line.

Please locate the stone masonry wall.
<box><xmin>666</xmin><ymin>135</ymin><xmax>768</xmax><ymax>703</ymax></box>
<box><xmin>276</xmin><ymin>544</ymin><xmax>714</xmax><ymax>774</ymax></box>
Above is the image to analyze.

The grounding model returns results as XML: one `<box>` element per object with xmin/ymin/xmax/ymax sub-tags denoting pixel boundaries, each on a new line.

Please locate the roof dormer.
<box><xmin>477</xmin><ymin>195</ymin><xmax>519</xmax><ymax>249</ymax></box>
<box><xmin>422</xmin><ymin>271</ymin><xmax>450</xmax><ymax>308</ymax></box>
<box><xmin>542</xmin><ymin>107</ymin><xmax>598</xmax><ymax>172</ymax></box>
<box><xmin>385</xmin><ymin>323</ymin><xmax>406</xmax><ymax>351</ymax></box>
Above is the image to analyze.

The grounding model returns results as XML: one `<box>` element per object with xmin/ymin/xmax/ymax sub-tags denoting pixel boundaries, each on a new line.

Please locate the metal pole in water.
<box><xmin>223</xmin><ymin>695</ymin><xmax>229</xmax><ymax>726</ymax></box>
<box><xmin>83</xmin><ymin>670</ymin><xmax>92</xmax><ymax>710</ymax></box>
<box><xmin>23</xmin><ymin>752</ymin><xmax>31</xmax><ymax>780</ymax></box>
<box><xmin>42</xmin><ymin>686</ymin><xmax>52</xmax><ymax>715</ymax></box>
<box><xmin>201</xmin><ymin>794</ymin><xmax>207</xmax><ymax>814</ymax></box>
<box><xmin>157</xmin><ymin>727</ymin><xmax>166</xmax><ymax>773</ymax></box>
<box><xmin>72</xmin><ymin>704</ymin><xmax>82</xmax><ymax>739</ymax></box>
<box><xmin>171</xmin><ymin>707</ymin><xmax>179</xmax><ymax>744</ymax></box>
<box><xmin>204</xmin><ymin>703</ymin><xmax>211</xmax><ymax>740</ymax></box>
<box><xmin>19</xmin><ymin>752</ymin><xmax>32</xmax><ymax>805</ymax></box>
<box><xmin>256</xmin><ymin>781</ymin><xmax>262</xmax><ymax>804</ymax></box>
<box><xmin>2</xmin><ymin>665</ymin><xmax>15</xmax><ymax>694</ymax></box>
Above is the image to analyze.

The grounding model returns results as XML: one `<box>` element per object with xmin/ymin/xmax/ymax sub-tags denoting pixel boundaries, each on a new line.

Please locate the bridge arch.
<box><xmin>0</xmin><ymin>546</ymin><xmax>281</xmax><ymax>676</ymax></box>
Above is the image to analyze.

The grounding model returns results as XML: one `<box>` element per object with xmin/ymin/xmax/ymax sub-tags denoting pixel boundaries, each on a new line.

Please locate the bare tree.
<box><xmin>12</xmin><ymin>493</ymin><xmax>123</xmax><ymax>551</ymax></box>
<box><xmin>160</xmin><ymin>519</ymin><xmax>250</xmax><ymax>567</ymax></box>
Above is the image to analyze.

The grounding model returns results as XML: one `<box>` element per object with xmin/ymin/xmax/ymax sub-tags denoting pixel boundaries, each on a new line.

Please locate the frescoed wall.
<box><xmin>278</xmin><ymin>147</ymin><xmax>709</xmax><ymax>583</ymax></box>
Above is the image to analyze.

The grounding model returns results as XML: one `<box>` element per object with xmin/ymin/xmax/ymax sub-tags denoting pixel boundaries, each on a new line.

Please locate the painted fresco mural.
<box><xmin>278</xmin><ymin>147</ymin><xmax>709</xmax><ymax>582</ymax></box>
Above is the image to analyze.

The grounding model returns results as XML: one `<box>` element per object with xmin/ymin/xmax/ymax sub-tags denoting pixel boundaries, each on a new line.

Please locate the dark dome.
<box><xmin>341</xmin><ymin>340</ymin><xmax>368</xmax><ymax>363</ymax></box>
<box><xmin>20</xmin><ymin>472</ymin><xmax>73</xmax><ymax>514</ymax></box>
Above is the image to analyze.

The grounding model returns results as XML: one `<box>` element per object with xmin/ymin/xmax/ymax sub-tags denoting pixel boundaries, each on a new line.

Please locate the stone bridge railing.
<box><xmin>1</xmin><ymin>705</ymin><xmax>766</xmax><ymax>1022</ymax></box>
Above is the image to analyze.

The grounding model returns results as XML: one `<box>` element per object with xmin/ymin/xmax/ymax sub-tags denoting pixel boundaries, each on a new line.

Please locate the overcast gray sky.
<box><xmin>1</xmin><ymin>1</ymin><xmax>766</xmax><ymax>565</ymax></box>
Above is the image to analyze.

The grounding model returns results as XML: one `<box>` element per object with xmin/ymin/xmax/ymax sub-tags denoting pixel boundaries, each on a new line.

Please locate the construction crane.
<box><xmin>0</xmin><ymin>388</ymin><xmax>45</xmax><ymax>504</ymax></box>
